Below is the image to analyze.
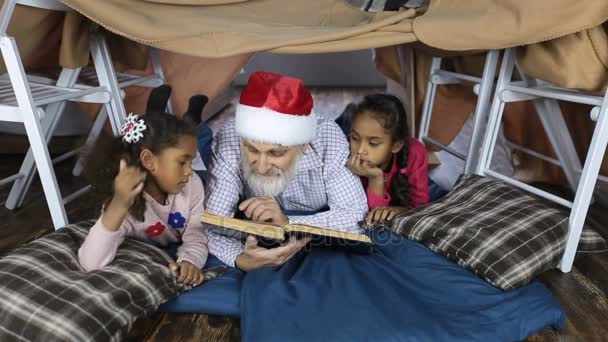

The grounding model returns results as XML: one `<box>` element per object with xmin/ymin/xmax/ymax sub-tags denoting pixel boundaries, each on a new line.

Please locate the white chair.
<box><xmin>476</xmin><ymin>47</ymin><xmax>608</xmax><ymax>272</ymax></box>
<box><xmin>0</xmin><ymin>0</ymin><xmax>170</xmax><ymax>229</ymax></box>
<box><xmin>0</xmin><ymin>0</ymin><xmax>112</xmax><ymax>228</ymax></box>
<box><xmin>418</xmin><ymin>50</ymin><xmax>500</xmax><ymax>174</ymax></box>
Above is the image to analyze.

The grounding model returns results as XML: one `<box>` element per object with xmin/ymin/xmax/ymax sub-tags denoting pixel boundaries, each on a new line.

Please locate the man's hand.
<box><xmin>235</xmin><ymin>235</ymin><xmax>312</xmax><ymax>272</ymax></box>
<box><xmin>239</xmin><ymin>197</ymin><xmax>288</xmax><ymax>226</ymax></box>
<box><xmin>367</xmin><ymin>206</ymin><xmax>408</xmax><ymax>223</ymax></box>
<box><xmin>169</xmin><ymin>261</ymin><xmax>204</xmax><ymax>286</ymax></box>
<box><xmin>347</xmin><ymin>154</ymin><xmax>383</xmax><ymax>179</ymax></box>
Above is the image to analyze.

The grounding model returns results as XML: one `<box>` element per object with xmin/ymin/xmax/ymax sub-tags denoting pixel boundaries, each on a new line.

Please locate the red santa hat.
<box><xmin>235</xmin><ymin>71</ymin><xmax>317</xmax><ymax>146</ymax></box>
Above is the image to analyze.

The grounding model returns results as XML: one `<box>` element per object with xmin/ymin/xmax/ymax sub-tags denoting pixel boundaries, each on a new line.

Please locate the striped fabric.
<box><xmin>345</xmin><ymin>0</ymin><xmax>428</xmax><ymax>12</ymax></box>
<box><xmin>362</xmin><ymin>175</ymin><xmax>607</xmax><ymax>291</ymax></box>
<box><xmin>0</xmin><ymin>221</ymin><xmax>181</xmax><ymax>342</ymax></box>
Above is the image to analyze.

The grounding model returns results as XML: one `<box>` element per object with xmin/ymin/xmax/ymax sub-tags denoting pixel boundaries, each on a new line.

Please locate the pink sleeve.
<box><xmin>367</xmin><ymin>187</ymin><xmax>391</xmax><ymax>209</ymax></box>
<box><xmin>78</xmin><ymin>215</ymin><xmax>132</xmax><ymax>272</ymax></box>
<box><xmin>177</xmin><ymin>177</ymin><xmax>209</xmax><ymax>269</ymax></box>
<box><xmin>406</xmin><ymin>140</ymin><xmax>430</xmax><ymax>208</ymax></box>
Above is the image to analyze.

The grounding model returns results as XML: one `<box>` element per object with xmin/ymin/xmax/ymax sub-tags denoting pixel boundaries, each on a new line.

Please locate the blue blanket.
<box><xmin>240</xmin><ymin>231</ymin><xmax>565</xmax><ymax>341</ymax></box>
<box><xmin>159</xmin><ymin>255</ymin><xmax>242</xmax><ymax>317</ymax></box>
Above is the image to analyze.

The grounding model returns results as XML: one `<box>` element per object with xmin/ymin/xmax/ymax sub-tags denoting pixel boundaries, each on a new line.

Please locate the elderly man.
<box><xmin>205</xmin><ymin>71</ymin><xmax>367</xmax><ymax>271</ymax></box>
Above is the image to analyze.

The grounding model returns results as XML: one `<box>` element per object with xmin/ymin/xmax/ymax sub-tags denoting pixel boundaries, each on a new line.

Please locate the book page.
<box><xmin>285</xmin><ymin>223</ymin><xmax>372</xmax><ymax>244</ymax></box>
<box><xmin>201</xmin><ymin>212</ymin><xmax>285</xmax><ymax>240</ymax></box>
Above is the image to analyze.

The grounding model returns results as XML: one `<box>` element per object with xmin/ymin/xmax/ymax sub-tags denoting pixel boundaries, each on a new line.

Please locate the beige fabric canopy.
<box><xmin>143</xmin><ymin>0</ymin><xmax>247</xmax><ymax>5</ymax></box>
<box><xmin>54</xmin><ymin>0</ymin><xmax>608</xmax><ymax>93</ymax></box>
<box><xmin>413</xmin><ymin>0</ymin><xmax>608</xmax><ymax>51</ymax></box>
<box><xmin>4</xmin><ymin>0</ymin><xmax>607</xmax><ymax>91</ymax></box>
<box><xmin>60</xmin><ymin>0</ymin><xmax>608</xmax><ymax>57</ymax></box>
<box><xmin>61</xmin><ymin>0</ymin><xmax>418</xmax><ymax>57</ymax></box>
<box><xmin>1</xmin><ymin>0</ymin><xmax>606</xmax><ymax>180</ymax></box>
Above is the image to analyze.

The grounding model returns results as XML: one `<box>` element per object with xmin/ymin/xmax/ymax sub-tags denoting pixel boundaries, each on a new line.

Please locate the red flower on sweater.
<box><xmin>146</xmin><ymin>222</ymin><xmax>165</xmax><ymax>237</ymax></box>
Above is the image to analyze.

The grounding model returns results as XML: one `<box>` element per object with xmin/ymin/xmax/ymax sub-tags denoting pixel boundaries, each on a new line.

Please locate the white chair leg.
<box><xmin>150</xmin><ymin>47</ymin><xmax>173</xmax><ymax>114</ymax></box>
<box><xmin>90</xmin><ymin>31</ymin><xmax>126</xmax><ymax>135</ymax></box>
<box><xmin>464</xmin><ymin>50</ymin><xmax>500</xmax><ymax>173</ymax></box>
<box><xmin>559</xmin><ymin>89</ymin><xmax>608</xmax><ymax>272</ymax></box>
<box><xmin>418</xmin><ymin>57</ymin><xmax>442</xmax><ymax>141</ymax></box>
<box><xmin>476</xmin><ymin>48</ymin><xmax>517</xmax><ymax>175</ymax></box>
<box><xmin>532</xmin><ymin>98</ymin><xmax>582</xmax><ymax>192</ymax></box>
<box><xmin>0</xmin><ymin>0</ymin><xmax>16</xmax><ymax>36</ymax></box>
<box><xmin>6</xmin><ymin>67</ymin><xmax>80</xmax><ymax>210</ymax></box>
<box><xmin>0</xmin><ymin>36</ymin><xmax>67</xmax><ymax>228</ymax></box>
<box><xmin>72</xmin><ymin>104</ymin><xmax>109</xmax><ymax>176</ymax></box>
<box><xmin>514</xmin><ymin>64</ymin><xmax>583</xmax><ymax>192</ymax></box>
<box><xmin>21</xmin><ymin>107</ymin><xmax>67</xmax><ymax>228</ymax></box>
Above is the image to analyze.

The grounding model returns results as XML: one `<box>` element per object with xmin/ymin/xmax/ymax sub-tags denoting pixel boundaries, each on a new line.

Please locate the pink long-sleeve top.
<box><xmin>78</xmin><ymin>175</ymin><xmax>208</xmax><ymax>272</ymax></box>
<box><xmin>363</xmin><ymin>138</ymin><xmax>430</xmax><ymax>209</ymax></box>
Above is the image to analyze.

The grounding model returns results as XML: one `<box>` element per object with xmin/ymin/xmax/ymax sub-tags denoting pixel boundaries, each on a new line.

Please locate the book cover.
<box><xmin>202</xmin><ymin>212</ymin><xmax>374</xmax><ymax>254</ymax></box>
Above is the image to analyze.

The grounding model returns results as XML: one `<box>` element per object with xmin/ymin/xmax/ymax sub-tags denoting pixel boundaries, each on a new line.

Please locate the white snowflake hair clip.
<box><xmin>120</xmin><ymin>113</ymin><xmax>147</xmax><ymax>144</ymax></box>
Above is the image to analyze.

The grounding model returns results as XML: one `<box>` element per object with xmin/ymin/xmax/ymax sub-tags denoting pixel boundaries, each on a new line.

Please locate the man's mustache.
<box><xmin>250</xmin><ymin>166</ymin><xmax>283</xmax><ymax>177</ymax></box>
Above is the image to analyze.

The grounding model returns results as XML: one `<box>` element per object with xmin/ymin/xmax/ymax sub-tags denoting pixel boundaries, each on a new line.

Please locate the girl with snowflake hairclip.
<box><xmin>120</xmin><ymin>113</ymin><xmax>147</xmax><ymax>144</ymax></box>
<box><xmin>78</xmin><ymin>85</ymin><xmax>213</xmax><ymax>288</ymax></box>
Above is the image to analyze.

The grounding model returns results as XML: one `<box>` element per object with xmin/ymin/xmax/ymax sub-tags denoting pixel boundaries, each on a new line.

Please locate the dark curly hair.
<box><xmin>353</xmin><ymin>94</ymin><xmax>412</xmax><ymax>207</ymax></box>
<box><xmin>83</xmin><ymin>85</ymin><xmax>207</xmax><ymax>221</ymax></box>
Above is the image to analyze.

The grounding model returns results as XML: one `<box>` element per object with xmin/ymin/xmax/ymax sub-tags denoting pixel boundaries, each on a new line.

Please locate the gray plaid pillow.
<box><xmin>0</xmin><ymin>221</ymin><xmax>181</xmax><ymax>342</ymax></box>
<box><xmin>363</xmin><ymin>175</ymin><xmax>607</xmax><ymax>291</ymax></box>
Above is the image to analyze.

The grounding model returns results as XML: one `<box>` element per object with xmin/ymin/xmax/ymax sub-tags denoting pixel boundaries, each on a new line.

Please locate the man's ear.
<box><xmin>140</xmin><ymin>148</ymin><xmax>157</xmax><ymax>173</ymax></box>
<box><xmin>391</xmin><ymin>140</ymin><xmax>405</xmax><ymax>154</ymax></box>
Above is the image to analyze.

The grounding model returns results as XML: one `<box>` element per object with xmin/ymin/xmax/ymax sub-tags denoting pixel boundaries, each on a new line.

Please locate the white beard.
<box><xmin>240</xmin><ymin>150</ymin><xmax>299</xmax><ymax>197</ymax></box>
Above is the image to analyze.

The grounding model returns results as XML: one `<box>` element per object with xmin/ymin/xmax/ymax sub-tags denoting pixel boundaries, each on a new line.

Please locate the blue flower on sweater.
<box><xmin>168</xmin><ymin>212</ymin><xmax>186</xmax><ymax>229</ymax></box>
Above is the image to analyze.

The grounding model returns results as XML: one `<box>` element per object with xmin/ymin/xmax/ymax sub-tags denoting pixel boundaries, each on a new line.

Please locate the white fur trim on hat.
<box><xmin>235</xmin><ymin>104</ymin><xmax>317</xmax><ymax>146</ymax></box>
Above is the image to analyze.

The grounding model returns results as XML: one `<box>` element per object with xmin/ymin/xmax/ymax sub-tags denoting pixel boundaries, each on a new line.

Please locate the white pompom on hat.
<box><xmin>235</xmin><ymin>71</ymin><xmax>317</xmax><ymax>146</ymax></box>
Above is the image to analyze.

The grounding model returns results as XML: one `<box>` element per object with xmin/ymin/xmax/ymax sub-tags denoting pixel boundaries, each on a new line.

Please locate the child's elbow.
<box><xmin>78</xmin><ymin>248</ymin><xmax>110</xmax><ymax>272</ymax></box>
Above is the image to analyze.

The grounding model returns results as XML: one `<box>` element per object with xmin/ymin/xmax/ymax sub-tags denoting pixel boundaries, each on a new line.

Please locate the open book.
<box><xmin>202</xmin><ymin>212</ymin><xmax>373</xmax><ymax>252</ymax></box>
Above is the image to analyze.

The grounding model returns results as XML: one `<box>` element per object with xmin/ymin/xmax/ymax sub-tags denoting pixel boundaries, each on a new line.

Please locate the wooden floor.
<box><xmin>1</xmin><ymin>88</ymin><xmax>608</xmax><ymax>341</ymax></box>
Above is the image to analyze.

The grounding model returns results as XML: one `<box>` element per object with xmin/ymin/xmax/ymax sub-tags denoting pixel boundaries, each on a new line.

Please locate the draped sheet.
<box><xmin>241</xmin><ymin>232</ymin><xmax>565</xmax><ymax>341</ymax></box>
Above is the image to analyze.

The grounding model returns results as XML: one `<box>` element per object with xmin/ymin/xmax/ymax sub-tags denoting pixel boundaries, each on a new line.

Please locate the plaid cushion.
<box><xmin>0</xmin><ymin>221</ymin><xmax>181</xmax><ymax>342</ymax></box>
<box><xmin>578</xmin><ymin>228</ymin><xmax>608</xmax><ymax>253</ymax></box>
<box><xmin>362</xmin><ymin>175</ymin><xmax>607</xmax><ymax>291</ymax></box>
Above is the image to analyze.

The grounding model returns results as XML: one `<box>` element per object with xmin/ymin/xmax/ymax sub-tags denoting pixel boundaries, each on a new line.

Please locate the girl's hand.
<box><xmin>170</xmin><ymin>261</ymin><xmax>204</xmax><ymax>286</ymax></box>
<box><xmin>100</xmin><ymin>160</ymin><xmax>146</xmax><ymax>231</ymax></box>
<box><xmin>347</xmin><ymin>154</ymin><xmax>383</xmax><ymax>179</ymax></box>
<box><xmin>113</xmin><ymin>159</ymin><xmax>146</xmax><ymax>207</ymax></box>
<box><xmin>367</xmin><ymin>206</ymin><xmax>408</xmax><ymax>223</ymax></box>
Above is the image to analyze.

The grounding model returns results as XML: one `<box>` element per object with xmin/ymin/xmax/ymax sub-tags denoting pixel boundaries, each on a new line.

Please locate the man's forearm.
<box><xmin>208</xmin><ymin>232</ymin><xmax>245</xmax><ymax>267</ymax></box>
